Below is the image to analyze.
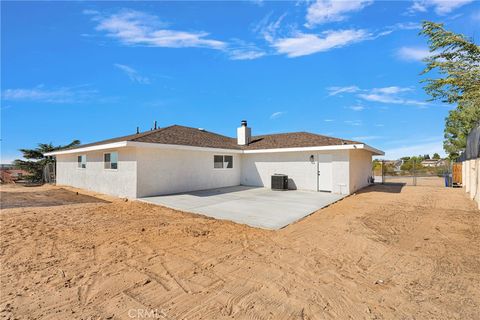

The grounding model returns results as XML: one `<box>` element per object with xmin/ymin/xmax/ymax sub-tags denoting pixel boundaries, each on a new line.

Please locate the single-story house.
<box><xmin>45</xmin><ymin>121</ymin><xmax>384</xmax><ymax>198</ymax></box>
<box><xmin>421</xmin><ymin>159</ymin><xmax>447</xmax><ymax>167</ymax></box>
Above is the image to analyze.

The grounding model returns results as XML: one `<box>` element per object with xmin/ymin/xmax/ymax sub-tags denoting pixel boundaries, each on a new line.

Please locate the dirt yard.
<box><xmin>383</xmin><ymin>176</ymin><xmax>446</xmax><ymax>187</ymax></box>
<box><xmin>1</xmin><ymin>183</ymin><xmax>479</xmax><ymax>320</ymax></box>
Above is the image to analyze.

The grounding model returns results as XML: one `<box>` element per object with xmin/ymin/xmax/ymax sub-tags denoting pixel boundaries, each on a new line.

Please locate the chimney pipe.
<box><xmin>241</xmin><ymin>120</ymin><xmax>247</xmax><ymax>127</ymax></box>
<box><xmin>136</xmin><ymin>126</ymin><xmax>139</xmax><ymax>134</ymax></box>
<box><xmin>154</xmin><ymin>121</ymin><xmax>157</xmax><ymax>130</ymax></box>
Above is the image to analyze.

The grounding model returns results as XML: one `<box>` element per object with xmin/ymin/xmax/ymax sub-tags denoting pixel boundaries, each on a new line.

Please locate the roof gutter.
<box><xmin>243</xmin><ymin>144</ymin><xmax>384</xmax><ymax>155</ymax></box>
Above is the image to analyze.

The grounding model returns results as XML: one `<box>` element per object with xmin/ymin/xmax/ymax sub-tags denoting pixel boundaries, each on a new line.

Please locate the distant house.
<box><xmin>45</xmin><ymin>121</ymin><xmax>384</xmax><ymax>198</ymax></box>
<box><xmin>383</xmin><ymin>159</ymin><xmax>403</xmax><ymax>172</ymax></box>
<box><xmin>421</xmin><ymin>159</ymin><xmax>447</xmax><ymax>167</ymax></box>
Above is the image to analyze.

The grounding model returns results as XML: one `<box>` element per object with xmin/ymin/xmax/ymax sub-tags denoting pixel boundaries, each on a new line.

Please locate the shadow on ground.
<box><xmin>0</xmin><ymin>188</ymin><xmax>109</xmax><ymax>209</ymax></box>
<box><xmin>357</xmin><ymin>183</ymin><xmax>406</xmax><ymax>194</ymax></box>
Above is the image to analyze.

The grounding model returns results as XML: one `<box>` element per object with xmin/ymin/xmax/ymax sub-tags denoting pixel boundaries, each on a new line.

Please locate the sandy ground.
<box><xmin>1</xmin><ymin>182</ymin><xmax>479</xmax><ymax>320</ymax></box>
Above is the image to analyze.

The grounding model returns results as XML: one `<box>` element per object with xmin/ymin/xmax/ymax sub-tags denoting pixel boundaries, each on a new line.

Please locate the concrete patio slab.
<box><xmin>139</xmin><ymin>186</ymin><xmax>345</xmax><ymax>229</ymax></box>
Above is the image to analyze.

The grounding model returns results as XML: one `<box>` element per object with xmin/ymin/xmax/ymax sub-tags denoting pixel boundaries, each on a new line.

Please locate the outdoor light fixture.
<box><xmin>310</xmin><ymin>155</ymin><xmax>314</xmax><ymax>162</ymax></box>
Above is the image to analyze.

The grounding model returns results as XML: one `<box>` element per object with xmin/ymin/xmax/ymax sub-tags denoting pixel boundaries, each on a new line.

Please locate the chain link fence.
<box><xmin>374</xmin><ymin>159</ymin><xmax>451</xmax><ymax>187</ymax></box>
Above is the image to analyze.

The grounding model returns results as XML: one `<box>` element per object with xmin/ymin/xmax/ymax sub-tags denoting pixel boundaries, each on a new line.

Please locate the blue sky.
<box><xmin>2</xmin><ymin>0</ymin><xmax>479</xmax><ymax>162</ymax></box>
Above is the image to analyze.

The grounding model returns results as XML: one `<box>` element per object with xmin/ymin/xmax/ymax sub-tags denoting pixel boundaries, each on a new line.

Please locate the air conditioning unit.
<box><xmin>271</xmin><ymin>174</ymin><xmax>288</xmax><ymax>191</ymax></box>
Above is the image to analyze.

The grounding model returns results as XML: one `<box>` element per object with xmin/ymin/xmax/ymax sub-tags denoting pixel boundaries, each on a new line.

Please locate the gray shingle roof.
<box><xmin>62</xmin><ymin>125</ymin><xmax>361</xmax><ymax>151</ymax></box>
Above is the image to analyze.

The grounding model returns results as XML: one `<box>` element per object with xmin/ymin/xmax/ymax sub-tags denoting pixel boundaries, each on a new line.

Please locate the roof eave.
<box><xmin>362</xmin><ymin>144</ymin><xmax>385</xmax><ymax>156</ymax></box>
<box><xmin>44</xmin><ymin>141</ymin><xmax>129</xmax><ymax>156</ymax></box>
<box><xmin>45</xmin><ymin>141</ymin><xmax>384</xmax><ymax>156</ymax></box>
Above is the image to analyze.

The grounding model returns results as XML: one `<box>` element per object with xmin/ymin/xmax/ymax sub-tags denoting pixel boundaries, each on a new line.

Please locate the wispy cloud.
<box><xmin>372</xmin><ymin>86</ymin><xmax>412</xmax><ymax>94</ymax></box>
<box><xmin>227</xmin><ymin>40</ymin><xmax>266</xmax><ymax>60</ymax></box>
<box><xmin>114</xmin><ymin>63</ymin><xmax>150</xmax><ymax>84</ymax></box>
<box><xmin>408</xmin><ymin>0</ymin><xmax>474</xmax><ymax>15</ymax></box>
<box><xmin>88</xmin><ymin>9</ymin><xmax>269</xmax><ymax>61</ymax></box>
<box><xmin>2</xmin><ymin>85</ymin><xmax>97</xmax><ymax>103</ymax></box>
<box><xmin>254</xmin><ymin>8</ymin><xmax>406</xmax><ymax>59</ymax></box>
<box><xmin>374</xmin><ymin>22</ymin><xmax>422</xmax><ymax>37</ymax></box>
<box><xmin>327</xmin><ymin>85</ymin><xmax>360</xmax><ymax>96</ymax></box>
<box><xmin>324</xmin><ymin>119</ymin><xmax>334</xmax><ymax>122</ymax></box>
<box><xmin>229</xmin><ymin>49</ymin><xmax>266</xmax><ymax>60</ymax></box>
<box><xmin>89</xmin><ymin>9</ymin><xmax>226</xmax><ymax>50</ymax></box>
<box><xmin>358</xmin><ymin>93</ymin><xmax>428</xmax><ymax>107</ymax></box>
<box><xmin>272</xmin><ymin>29</ymin><xmax>370</xmax><ymax>58</ymax></box>
<box><xmin>396</xmin><ymin>46</ymin><xmax>431</xmax><ymax>62</ymax></box>
<box><xmin>305</xmin><ymin>0</ymin><xmax>373</xmax><ymax>27</ymax></box>
<box><xmin>254</xmin><ymin>12</ymin><xmax>287</xmax><ymax>43</ymax></box>
<box><xmin>349</xmin><ymin>105</ymin><xmax>365</xmax><ymax>111</ymax></box>
<box><xmin>389</xmin><ymin>22</ymin><xmax>422</xmax><ymax>31</ymax></box>
<box><xmin>344</xmin><ymin>120</ymin><xmax>362</xmax><ymax>126</ymax></box>
<box><xmin>328</xmin><ymin>85</ymin><xmax>429</xmax><ymax>107</ymax></box>
<box><xmin>270</xmin><ymin>111</ymin><xmax>286</xmax><ymax>119</ymax></box>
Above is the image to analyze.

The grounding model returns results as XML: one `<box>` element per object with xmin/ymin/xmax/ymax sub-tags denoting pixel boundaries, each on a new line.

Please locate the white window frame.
<box><xmin>213</xmin><ymin>155</ymin><xmax>233</xmax><ymax>170</ymax></box>
<box><xmin>103</xmin><ymin>151</ymin><xmax>118</xmax><ymax>171</ymax></box>
<box><xmin>77</xmin><ymin>154</ymin><xmax>87</xmax><ymax>169</ymax></box>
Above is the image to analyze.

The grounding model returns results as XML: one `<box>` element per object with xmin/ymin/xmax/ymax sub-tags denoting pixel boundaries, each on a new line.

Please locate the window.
<box><xmin>77</xmin><ymin>155</ymin><xmax>86</xmax><ymax>168</ymax></box>
<box><xmin>213</xmin><ymin>155</ymin><xmax>233</xmax><ymax>169</ymax></box>
<box><xmin>224</xmin><ymin>155</ymin><xmax>233</xmax><ymax>168</ymax></box>
<box><xmin>104</xmin><ymin>152</ymin><xmax>118</xmax><ymax>170</ymax></box>
<box><xmin>214</xmin><ymin>155</ymin><xmax>224</xmax><ymax>168</ymax></box>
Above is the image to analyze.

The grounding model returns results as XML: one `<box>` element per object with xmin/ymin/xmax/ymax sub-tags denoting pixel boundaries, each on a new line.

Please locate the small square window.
<box><xmin>104</xmin><ymin>152</ymin><xmax>118</xmax><ymax>170</ymax></box>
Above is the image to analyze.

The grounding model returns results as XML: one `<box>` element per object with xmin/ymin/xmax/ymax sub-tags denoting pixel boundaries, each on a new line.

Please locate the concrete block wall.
<box><xmin>463</xmin><ymin>158</ymin><xmax>480</xmax><ymax>209</ymax></box>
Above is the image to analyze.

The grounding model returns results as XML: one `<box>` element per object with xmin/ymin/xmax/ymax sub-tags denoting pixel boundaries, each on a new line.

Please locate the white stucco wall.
<box><xmin>56</xmin><ymin>148</ymin><xmax>137</xmax><ymax>198</ymax></box>
<box><xmin>462</xmin><ymin>160</ymin><xmax>471</xmax><ymax>193</ymax></box>
<box><xmin>240</xmin><ymin>150</ymin><xmax>351</xmax><ymax>194</ymax></box>
<box><xmin>470</xmin><ymin>159</ymin><xmax>477</xmax><ymax>200</ymax></box>
<box><xmin>330</xmin><ymin>151</ymin><xmax>350</xmax><ymax>194</ymax></box>
<box><xmin>55</xmin><ymin>144</ymin><xmax>375</xmax><ymax>198</ymax></box>
<box><xmin>136</xmin><ymin>148</ymin><xmax>241</xmax><ymax>197</ymax></box>
<box><xmin>477</xmin><ymin>159</ymin><xmax>480</xmax><ymax>209</ymax></box>
<box><xmin>462</xmin><ymin>159</ymin><xmax>480</xmax><ymax>210</ymax></box>
<box><xmin>349</xmin><ymin>149</ymin><xmax>373</xmax><ymax>193</ymax></box>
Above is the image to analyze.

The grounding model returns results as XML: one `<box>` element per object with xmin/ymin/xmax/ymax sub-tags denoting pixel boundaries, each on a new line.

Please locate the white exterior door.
<box><xmin>318</xmin><ymin>154</ymin><xmax>332</xmax><ymax>192</ymax></box>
